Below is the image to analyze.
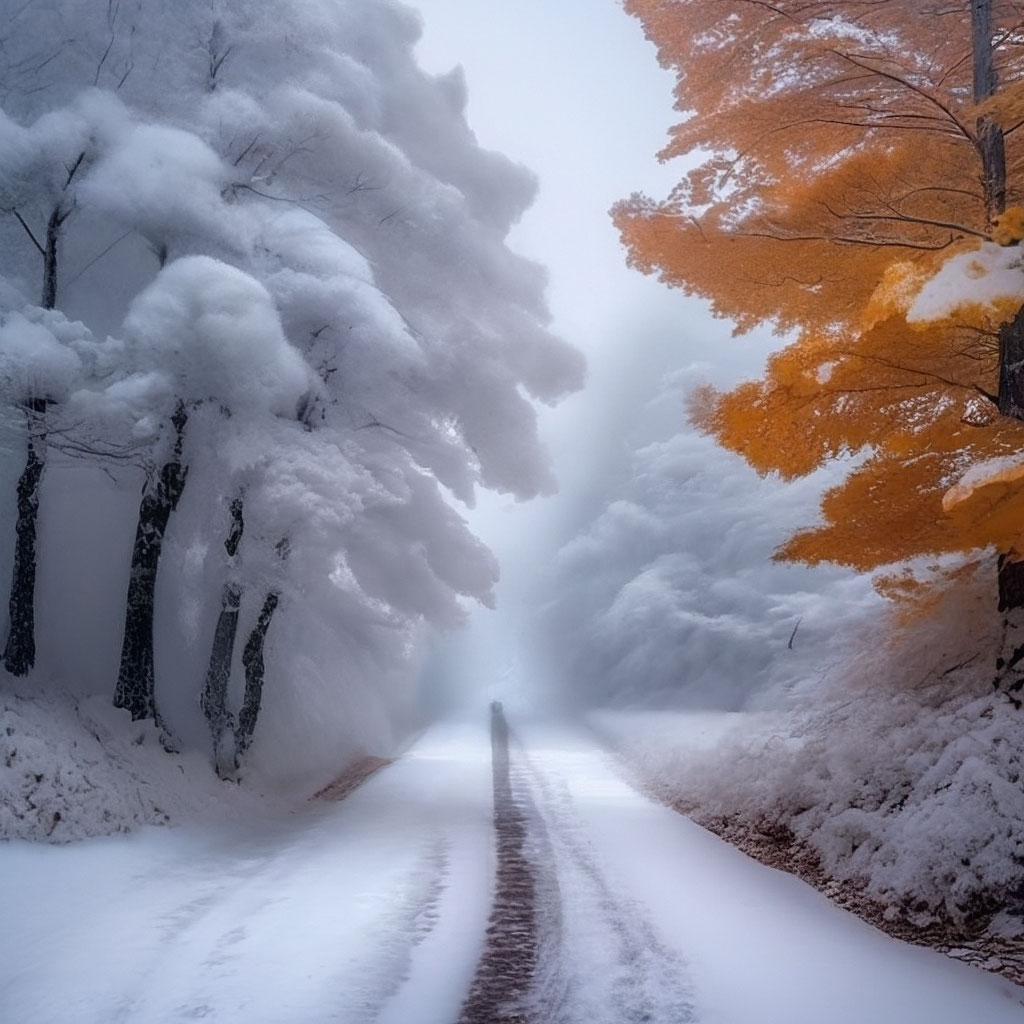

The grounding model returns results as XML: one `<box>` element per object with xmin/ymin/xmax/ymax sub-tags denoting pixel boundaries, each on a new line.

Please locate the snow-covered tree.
<box><xmin>0</xmin><ymin>0</ymin><xmax>583</xmax><ymax>780</ymax></box>
<box><xmin>533</xmin><ymin>367</ymin><xmax>879</xmax><ymax>711</ymax></box>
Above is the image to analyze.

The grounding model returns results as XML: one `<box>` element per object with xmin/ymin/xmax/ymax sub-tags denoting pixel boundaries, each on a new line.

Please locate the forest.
<box><xmin>2</xmin><ymin>0</ymin><xmax>1024</xmax><ymax>1007</ymax></box>
<box><xmin>0</xmin><ymin>0</ymin><xmax>582</xmax><ymax>786</ymax></box>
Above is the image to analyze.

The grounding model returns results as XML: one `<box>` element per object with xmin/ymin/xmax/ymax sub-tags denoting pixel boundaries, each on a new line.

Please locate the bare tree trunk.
<box><xmin>996</xmin><ymin>307</ymin><xmax>1024</xmax><ymax>693</ymax></box>
<box><xmin>113</xmin><ymin>402</ymin><xmax>189</xmax><ymax>722</ymax></box>
<box><xmin>995</xmin><ymin>555</ymin><xmax>1024</xmax><ymax>702</ymax></box>
<box><xmin>3</xmin><ymin>398</ymin><xmax>47</xmax><ymax>676</ymax></box>
<box><xmin>998</xmin><ymin>305</ymin><xmax>1024</xmax><ymax>418</ymax></box>
<box><xmin>200</xmin><ymin>496</ymin><xmax>244</xmax><ymax>778</ymax></box>
<box><xmin>236</xmin><ymin>590</ymin><xmax>280</xmax><ymax>760</ymax></box>
<box><xmin>972</xmin><ymin>0</ymin><xmax>1006</xmax><ymax>223</ymax></box>
<box><xmin>41</xmin><ymin>207</ymin><xmax>63</xmax><ymax>311</ymax></box>
<box><xmin>202</xmin><ymin>583</ymin><xmax>242</xmax><ymax>776</ymax></box>
<box><xmin>2</xmin><ymin>202</ymin><xmax>68</xmax><ymax>677</ymax></box>
<box><xmin>980</xmin><ymin>0</ymin><xmax>1024</xmax><ymax>689</ymax></box>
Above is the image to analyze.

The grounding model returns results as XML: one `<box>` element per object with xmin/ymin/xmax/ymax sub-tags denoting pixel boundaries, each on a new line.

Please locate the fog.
<box><xmin>412</xmin><ymin>0</ymin><xmax>881</xmax><ymax>715</ymax></box>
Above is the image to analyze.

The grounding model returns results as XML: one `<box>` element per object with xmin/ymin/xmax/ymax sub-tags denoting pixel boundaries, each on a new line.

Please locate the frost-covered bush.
<box><xmin>593</xmin><ymin>567</ymin><xmax>1024</xmax><ymax>933</ymax></box>
<box><xmin>0</xmin><ymin>690</ymin><xmax>286</xmax><ymax>842</ymax></box>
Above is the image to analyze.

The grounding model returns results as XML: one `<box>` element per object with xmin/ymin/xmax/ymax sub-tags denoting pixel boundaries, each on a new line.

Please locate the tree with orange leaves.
<box><xmin>615</xmin><ymin>0</ymin><xmax>1024</xmax><ymax>692</ymax></box>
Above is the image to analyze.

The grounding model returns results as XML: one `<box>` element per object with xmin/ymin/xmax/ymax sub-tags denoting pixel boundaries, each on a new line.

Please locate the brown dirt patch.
<box><xmin>311</xmin><ymin>755</ymin><xmax>393</xmax><ymax>802</ymax></box>
<box><xmin>683</xmin><ymin>805</ymin><xmax>1024</xmax><ymax>988</ymax></box>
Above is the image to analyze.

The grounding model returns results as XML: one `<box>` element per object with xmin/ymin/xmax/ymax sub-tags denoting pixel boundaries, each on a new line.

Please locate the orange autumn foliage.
<box><xmin>615</xmin><ymin>0</ymin><xmax>1024</xmax><ymax>573</ymax></box>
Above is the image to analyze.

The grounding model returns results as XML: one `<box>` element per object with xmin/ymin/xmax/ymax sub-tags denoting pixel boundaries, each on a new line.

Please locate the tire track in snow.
<box><xmin>105</xmin><ymin>811</ymin><xmax>454</xmax><ymax>1024</ymax></box>
<box><xmin>462</xmin><ymin>710</ymin><xmax>695</xmax><ymax>1024</ymax></box>
<box><xmin>458</xmin><ymin>706</ymin><xmax>539</xmax><ymax>1023</ymax></box>
<box><xmin>520</xmin><ymin>748</ymin><xmax>696</xmax><ymax>1024</ymax></box>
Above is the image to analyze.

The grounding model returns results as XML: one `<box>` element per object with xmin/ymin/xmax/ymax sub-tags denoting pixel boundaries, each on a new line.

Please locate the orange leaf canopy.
<box><xmin>616</xmin><ymin>0</ymin><xmax>1024</xmax><ymax>571</ymax></box>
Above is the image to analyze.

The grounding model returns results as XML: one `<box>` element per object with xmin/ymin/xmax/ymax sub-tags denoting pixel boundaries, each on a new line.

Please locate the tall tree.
<box><xmin>0</xmin><ymin>99</ymin><xmax>99</xmax><ymax>674</ymax></box>
<box><xmin>111</xmin><ymin>256</ymin><xmax>309</xmax><ymax>727</ymax></box>
<box><xmin>0</xmin><ymin>0</ymin><xmax>583</xmax><ymax>783</ymax></box>
<box><xmin>616</xmin><ymin>1</ymin><xmax>1024</xmax><ymax>653</ymax></box>
<box><xmin>113</xmin><ymin>400</ymin><xmax>189</xmax><ymax>722</ymax></box>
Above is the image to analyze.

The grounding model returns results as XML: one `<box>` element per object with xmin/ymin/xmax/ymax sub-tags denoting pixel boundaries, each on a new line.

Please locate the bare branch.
<box><xmin>10</xmin><ymin>209</ymin><xmax>45</xmax><ymax>256</ymax></box>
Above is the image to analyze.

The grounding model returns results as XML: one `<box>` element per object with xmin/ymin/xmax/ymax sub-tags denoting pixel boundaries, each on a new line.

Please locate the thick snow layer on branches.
<box><xmin>0</xmin><ymin>0</ymin><xmax>580</xmax><ymax>792</ymax></box>
<box><xmin>0</xmin><ymin>307</ymin><xmax>88</xmax><ymax>404</ymax></box>
<box><xmin>943</xmin><ymin>454</ymin><xmax>1024</xmax><ymax>511</ymax></box>
<box><xmin>122</xmin><ymin>257</ymin><xmax>310</xmax><ymax>417</ymax></box>
<box><xmin>908</xmin><ymin>243</ymin><xmax>1024</xmax><ymax>323</ymax></box>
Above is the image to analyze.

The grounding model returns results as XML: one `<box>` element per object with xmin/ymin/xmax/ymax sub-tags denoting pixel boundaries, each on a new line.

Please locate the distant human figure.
<box><xmin>490</xmin><ymin>699</ymin><xmax>503</xmax><ymax>714</ymax></box>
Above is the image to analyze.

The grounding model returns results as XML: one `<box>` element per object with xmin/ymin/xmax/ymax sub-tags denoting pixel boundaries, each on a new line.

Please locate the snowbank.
<box><xmin>0</xmin><ymin>689</ymin><xmax>297</xmax><ymax>842</ymax></box>
<box><xmin>589</xmin><ymin>567</ymin><xmax>1024</xmax><ymax>960</ymax></box>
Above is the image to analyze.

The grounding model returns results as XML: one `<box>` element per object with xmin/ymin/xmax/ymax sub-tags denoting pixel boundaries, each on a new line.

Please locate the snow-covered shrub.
<box><xmin>593</xmin><ymin>565</ymin><xmax>1024</xmax><ymax>933</ymax></box>
<box><xmin>0</xmin><ymin>690</ymin><xmax>288</xmax><ymax>842</ymax></box>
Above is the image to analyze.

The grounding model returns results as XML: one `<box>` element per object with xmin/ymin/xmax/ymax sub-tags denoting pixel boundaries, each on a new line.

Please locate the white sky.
<box><xmin>410</xmin><ymin>0</ymin><xmax>783</xmax><ymax>707</ymax></box>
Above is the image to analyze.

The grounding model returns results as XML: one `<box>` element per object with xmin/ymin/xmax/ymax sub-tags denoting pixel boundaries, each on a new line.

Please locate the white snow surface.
<box><xmin>943</xmin><ymin>453</ymin><xmax>1024</xmax><ymax>510</ymax></box>
<box><xmin>2</xmin><ymin>716</ymin><xmax>1022</xmax><ymax>1024</ymax></box>
<box><xmin>0</xmin><ymin>718</ymin><xmax>494</xmax><ymax>1024</ymax></box>
<box><xmin>514</xmin><ymin>722</ymin><xmax>1024</xmax><ymax>1024</ymax></box>
<box><xmin>0</xmin><ymin>690</ymin><xmax>295</xmax><ymax>842</ymax></box>
<box><xmin>908</xmin><ymin>242</ymin><xmax>1024</xmax><ymax>322</ymax></box>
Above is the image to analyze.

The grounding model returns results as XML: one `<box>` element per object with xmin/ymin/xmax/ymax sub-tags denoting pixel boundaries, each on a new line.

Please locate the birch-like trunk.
<box><xmin>2</xmin><ymin>204</ymin><xmax>67</xmax><ymax>676</ymax></box>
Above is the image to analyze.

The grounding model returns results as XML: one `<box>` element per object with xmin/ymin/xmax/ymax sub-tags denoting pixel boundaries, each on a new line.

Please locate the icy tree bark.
<box><xmin>201</xmin><ymin>496</ymin><xmax>244</xmax><ymax>778</ymax></box>
<box><xmin>201</xmin><ymin>584</ymin><xmax>243</xmax><ymax>776</ymax></box>
<box><xmin>235</xmin><ymin>590</ymin><xmax>280</xmax><ymax>760</ymax></box>
<box><xmin>113</xmin><ymin>402</ymin><xmax>189</xmax><ymax>722</ymax></box>
<box><xmin>41</xmin><ymin>207</ymin><xmax>64</xmax><ymax>311</ymax></box>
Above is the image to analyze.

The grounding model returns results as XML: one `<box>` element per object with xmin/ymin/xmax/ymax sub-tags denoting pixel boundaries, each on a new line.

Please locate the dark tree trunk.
<box><xmin>201</xmin><ymin>583</ymin><xmax>242</xmax><ymax>777</ymax></box>
<box><xmin>995</xmin><ymin>556</ymin><xmax>1024</xmax><ymax>700</ymax></box>
<box><xmin>994</xmin><ymin>290</ymin><xmax>1024</xmax><ymax>692</ymax></box>
<box><xmin>41</xmin><ymin>207</ymin><xmax>62</xmax><ymax>311</ymax></box>
<box><xmin>997</xmin><ymin>305</ymin><xmax>1024</xmax><ymax>419</ymax></box>
<box><xmin>994</xmin><ymin>306</ymin><xmax>1024</xmax><ymax>693</ymax></box>
<box><xmin>975</xmin><ymin>0</ymin><xmax>1024</xmax><ymax>689</ymax></box>
<box><xmin>2</xmin><ymin>203</ymin><xmax>66</xmax><ymax>678</ymax></box>
<box><xmin>972</xmin><ymin>0</ymin><xmax>1007</xmax><ymax>223</ymax></box>
<box><xmin>978</xmin><ymin>120</ymin><xmax>1006</xmax><ymax>225</ymax></box>
<box><xmin>236</xmin><ymin>590</ymin><xmax>279</xmax><ymax>760</ymax></box>
<box><xmin>998</xmin><ymin>555</ymin><xmax>1024</xmax><ymax>613</ymax></box>
<box><xmin>200</xmin><ymin>496</ymin><xmax>245</xmax><ymax>778</ymax></box>
<box><xmin>3</xmin><ymin>399</ymin><xmax>47</xmax><ymax>676</ymax></box>
<box><xmin>113</xmin><ymin>402</ymin><xmax>189</xmax><ymax>722</ymax></box>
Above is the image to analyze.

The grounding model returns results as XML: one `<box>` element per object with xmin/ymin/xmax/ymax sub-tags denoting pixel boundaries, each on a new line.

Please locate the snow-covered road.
<box><xmin>2</xmin><ymin>715</ymin><xmax>1023</xmax><ymax>1024</ymax></box>
<box><xmin>0</xmin><ymin>722</ymin><xmax>495</xmax><ymax>1024</ymax></box>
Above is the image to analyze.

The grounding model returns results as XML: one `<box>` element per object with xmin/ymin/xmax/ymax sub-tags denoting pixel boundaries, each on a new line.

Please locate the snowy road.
<box><xmin>2</xmin><ymin>715</ymin><xmax>1024</xmax><ymax>1023</ymax></box>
